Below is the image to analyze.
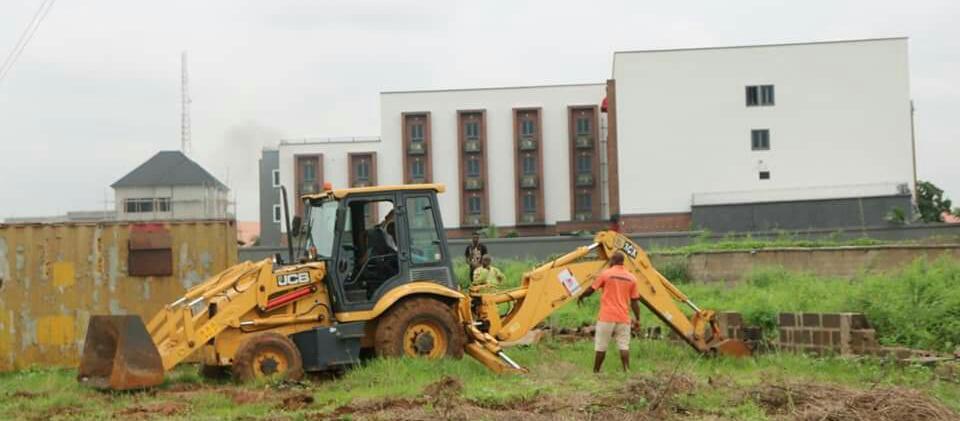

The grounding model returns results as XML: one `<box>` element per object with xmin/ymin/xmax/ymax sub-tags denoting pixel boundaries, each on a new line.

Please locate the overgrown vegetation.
<box><xmin>917</xmin><ymin>180</ymin><xmax>956</xmax><ymax>223</ymax></box>
<box><xmin>460</xmin><ymin>254</ymin><xmax>960</xmax><ymax>353</ymax></box>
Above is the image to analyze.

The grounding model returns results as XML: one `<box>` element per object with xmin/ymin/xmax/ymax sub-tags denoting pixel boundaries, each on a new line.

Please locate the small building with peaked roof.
<box><xmin>112</xmin><ymin>151</ymin><xmax>230</xmax><ymax>220</ymax></box>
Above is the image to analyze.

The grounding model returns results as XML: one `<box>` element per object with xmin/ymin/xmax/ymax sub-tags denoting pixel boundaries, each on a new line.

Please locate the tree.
<box><xmin>916</xmin><ymin>180</ymin><xmax>953</xmax><ymax>223</ymax></box>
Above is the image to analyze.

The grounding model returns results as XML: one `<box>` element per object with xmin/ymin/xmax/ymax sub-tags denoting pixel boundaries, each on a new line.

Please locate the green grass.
<box><xmin>2</xmin><ymin>339</ymin><xmax>957</xmax><ymax>420</ymax></box>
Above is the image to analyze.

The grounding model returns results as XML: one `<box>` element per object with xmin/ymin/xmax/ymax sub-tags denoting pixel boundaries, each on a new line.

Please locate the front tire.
<box><xmin>231</xmin><ymin>332</ymin><xmax>304</xmax><ymax>382</ymax></box>
<box><xmin>375</xmin><ymin>297</ymin><xmax>465</xmax><ymax>359</ymax></box>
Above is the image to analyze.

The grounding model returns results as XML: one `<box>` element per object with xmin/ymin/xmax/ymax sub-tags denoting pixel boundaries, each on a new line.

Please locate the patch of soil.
<box><xmin>745</xmin><ymin>381</ymin><xmax>958</xmax><ymax>421</ymax></box>
<box><xmin>10</xmin><ymin>390</ymin><xmax>47</xmax><ymax>399</ymax></box>
<box><xmin>224</xmin><ymin>389</ymin><xmax>267</xmax><ymax>405</ymax></box>
<box><xmin>114</xmin><ymin>402</ymin><xmax>186</xmax><ymax>419</ymax></box>
<box><xmin>277</xmin><ymin>393</ymin><xmax>315</xmax><ymax>411</ymax></box>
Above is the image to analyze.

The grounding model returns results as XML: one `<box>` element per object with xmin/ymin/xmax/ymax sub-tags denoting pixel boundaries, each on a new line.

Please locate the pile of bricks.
<box><xmin>777</xmin><ymin>312</ymin><xmax>877</xmax><ymax>355</ymax></box>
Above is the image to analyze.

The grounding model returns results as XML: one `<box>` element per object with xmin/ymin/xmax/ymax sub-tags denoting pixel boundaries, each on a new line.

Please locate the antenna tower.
<box><xmin>181</xmin><ymin>51</ymin><xmax>192</xmax><ymax>155</ymax></box>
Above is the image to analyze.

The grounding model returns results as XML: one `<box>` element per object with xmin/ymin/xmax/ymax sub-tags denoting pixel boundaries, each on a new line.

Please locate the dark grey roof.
<box><xmin>111</xmin><ymin>151</ymin><xmax>228</xmax><ymax>190</ymax></box>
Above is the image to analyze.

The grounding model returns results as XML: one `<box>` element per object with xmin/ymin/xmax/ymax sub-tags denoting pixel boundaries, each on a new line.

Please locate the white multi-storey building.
<box><xmin>272</xmin><ymin>38</ymin><xmax>916</xmax><ymax>236</ymax></box>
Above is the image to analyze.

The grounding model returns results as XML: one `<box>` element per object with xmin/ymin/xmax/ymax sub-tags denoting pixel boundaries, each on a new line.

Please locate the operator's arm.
<box><xmin>630</xmin><ymin>276</ymin><xmax>642</xmax><ymax>326</ymax></box>
<box><xmin>578</xmin><ymin>275</ymin><xmax>604</xmax><ymax>305</ymax></box>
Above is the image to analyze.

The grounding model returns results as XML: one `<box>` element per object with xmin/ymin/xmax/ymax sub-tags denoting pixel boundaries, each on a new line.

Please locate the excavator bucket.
<box><xmin>77</xmin><ymin>315</ymin><xmax>165</xmax><ymax>390</ymax></box>
<box><xmin>709</xmin><ymin>338</ymin><xmax>752</xmax><ymax>357</ymax></box>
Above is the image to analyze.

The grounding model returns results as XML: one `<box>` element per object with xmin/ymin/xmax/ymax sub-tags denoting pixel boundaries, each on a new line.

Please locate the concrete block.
<box><xmin>821</xmin><ymin>313</ymin><xmax>841</xmax><ymax>328</ymax></box>
<box><xmin>802</xmin><ymin>313</ymin><xmax>821</xmax><ymax>327</ymax></box>
<box><xmin>779</xmin><ymin>313</ymin><xmax>796</xmax><ymax>327</ymax></box>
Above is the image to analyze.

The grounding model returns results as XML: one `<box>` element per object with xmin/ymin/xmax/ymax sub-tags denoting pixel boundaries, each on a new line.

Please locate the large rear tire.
<box><xmin>231</xmin><ymin>332</ymin><xmax>304</xmax><ymax>382</ymax></box>
<box><xmin>375</xmin><ymin>297</ymin><xmax>465</xmax><ymax>359</ymax></box>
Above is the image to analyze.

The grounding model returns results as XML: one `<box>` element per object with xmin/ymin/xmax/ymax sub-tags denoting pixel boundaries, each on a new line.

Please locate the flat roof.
<box><xmin>381</xmin><ymin>82</ymin><xmax>605</xmax><ymax>95</ymax></box>
<box><xmin>614</xmin><ymin>37</ymin><xmax>907</xmax><ymax>56</ymax></box>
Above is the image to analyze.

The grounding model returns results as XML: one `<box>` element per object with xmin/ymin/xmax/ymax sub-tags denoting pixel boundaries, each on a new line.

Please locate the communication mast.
<box><xmin>181</xmin><ymin>51</ymin><xmax>192</xmax><ymax>155</ymax></box>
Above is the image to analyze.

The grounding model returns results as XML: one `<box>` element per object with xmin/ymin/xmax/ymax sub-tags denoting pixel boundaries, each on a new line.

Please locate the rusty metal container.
<box><xmin>0</xmin><ymin>220</ymin><xmax>237</xmax><ymax>372</ymax></box>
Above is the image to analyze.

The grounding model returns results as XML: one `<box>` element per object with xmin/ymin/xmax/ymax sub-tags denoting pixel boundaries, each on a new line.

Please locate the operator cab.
<box><xmin>297</xmin><ymin>185</ymin><xmax>457</xmax><ymax>313</ymax></box>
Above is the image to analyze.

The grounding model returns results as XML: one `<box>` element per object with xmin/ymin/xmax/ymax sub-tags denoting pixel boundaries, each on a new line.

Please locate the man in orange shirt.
<box><xmin>577</xmin><ymin>252</ymin><xmax>642</xmax><ymax>373</ymax></box>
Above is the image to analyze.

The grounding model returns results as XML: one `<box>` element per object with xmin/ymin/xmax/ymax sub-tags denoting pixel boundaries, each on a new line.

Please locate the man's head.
<box><xmin>481</xmin><ymin>254</ymin><xmax>492</xmax><ymax>267</ymax></box>
<box><xmin>610</xmin><ymin>252</ymin><xmax>625</xmax><ymax>266</ymax></box>
<box><xmin>472</xmin><ymin>232</ymin><xmax>480</xmax><ymax>245</ymax></box>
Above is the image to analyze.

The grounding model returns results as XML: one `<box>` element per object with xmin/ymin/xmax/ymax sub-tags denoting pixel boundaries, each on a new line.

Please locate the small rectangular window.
<box><xmin>746</xmin><ymin>85</ymin><xmax>775</xmax><ymax>106</ymax></box>
<box><xmin>271</xmin><ymin>169</ymin><xmax>280</xmax><ymax>187</ymax></box>
<box><xmin>125</xmin><ymin>198</ymin><xmax>155</xmax><ymax>213</ymax></box>
<box><xmin>411</xmin><ymin>124</ymin><xmax>424</xmax><ymax>141</ymax></box>
<box><xmin>466</xmin><ymin>157</ymin><xmax>481</xmax><ymax>177</ymax></box>
<box><xmin>411</xmin><ymin>158</ymin><xmax>425</xmax><ymax>180</ymax></box>
<box><xmin>759</xmin><ymin>171</ymin><xmax>770</xmax><ymax>180</ymax></box>
<box><xmin>521</xmin><ymin>119</ymin><xmax>535</xmax><ymax>136</ymax></box>
<box><xmin>576</xmin><ymin>153</ymin><xmax>592</xmax><ymax>174</ymax></box>
<box><xmin>465</xmin><ymin>121</ymin><xmax>479</xmax><ymax>139</ymax></box>
<box><xmin>751</xmin><ymin>129</ymin><xmax>770</xmax><ymax>150</ymax></box>
<box><xmin>272</xmin><ymin>204</ymin><xmax>282</xmax><ymax>223</ymax></box>
<box><xmin>156</xmin><ymin>197</ymin><xmax>171</xmax><ymax>212</ymax></box>
<box><xmin>576</xmin><ymin>117</ymin><xmax>591</xmax><ymax>135</ymax></box>
<box><xmin>576</xmin><ymin>193</ymin><xmax>592</xmax><ymax>211</ymax></box>
<box><xmin>761</xmin><ymin>85</ymin><xmax>775</xmax><ymax>105</ymax></box>
<box><xmin>522</xmin><ymin>155</ymin><xmax>536</xmax><ymax>176</ymax></box>
<box><xmin>522</xmin><ymin>193</ymin><xmax>536</xmax><ymax>213</ymax></box>
<box><xmin>468</xmin><ymin>196</ymin><xmax>482</xmax><ymax>214</ymax></box>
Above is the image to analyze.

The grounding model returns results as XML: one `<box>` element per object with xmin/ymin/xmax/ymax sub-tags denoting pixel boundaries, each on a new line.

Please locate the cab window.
<box><xmin>406</xmin><ymin>196</ymin><xmax>442</xmax><ymax>265</ymax></box>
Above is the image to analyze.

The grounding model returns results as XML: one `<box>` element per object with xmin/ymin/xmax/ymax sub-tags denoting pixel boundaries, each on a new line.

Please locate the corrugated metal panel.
<box><xmin>0</xmin><ymin>220</ymin><xmax>237</xmax><ymax>371</ymax></box>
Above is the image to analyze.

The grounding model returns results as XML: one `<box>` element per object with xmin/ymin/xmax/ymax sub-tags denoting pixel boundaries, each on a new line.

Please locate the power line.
<box><xmin>0</xmin><ymin>0</ymin><xmax>58</xmax><ymax>85</ymax></box>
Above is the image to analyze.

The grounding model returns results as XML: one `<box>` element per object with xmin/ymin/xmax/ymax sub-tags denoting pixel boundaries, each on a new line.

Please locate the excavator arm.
<box><xmin>461</xmin><ymin>231</ymin><xmax>749</xmax><ymax>373</ymax></box>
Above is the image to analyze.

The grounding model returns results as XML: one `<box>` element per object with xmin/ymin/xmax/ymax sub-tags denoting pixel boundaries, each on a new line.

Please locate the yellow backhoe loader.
<box><xmin>78</xmin><ymin>183</ymin><xmax>748</xmax><ymax>390</ymax></box>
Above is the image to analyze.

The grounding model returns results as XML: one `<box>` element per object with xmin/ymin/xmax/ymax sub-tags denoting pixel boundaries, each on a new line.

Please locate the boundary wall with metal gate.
<box><xmin>0</xmin><ymin>220</ymin><xmax>237</xmax><ymax>371</ymax></box>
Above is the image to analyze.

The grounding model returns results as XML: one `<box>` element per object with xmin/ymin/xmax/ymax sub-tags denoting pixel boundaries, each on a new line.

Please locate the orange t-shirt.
<box><xmin>591</xmin><ymin>265</ymin><xmax>640</xmax><ymax>323</ymax></box>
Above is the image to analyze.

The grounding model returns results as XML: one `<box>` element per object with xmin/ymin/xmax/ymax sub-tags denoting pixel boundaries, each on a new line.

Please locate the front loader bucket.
<box><xmin>77</xmin><ymin>315</ymin><xmax>164</xmax><ymax>390</ymax></box>
<box><xmin>709</xmin><ymin>338</ymin><xmax>752</xmax><ymax>358</ymax></box>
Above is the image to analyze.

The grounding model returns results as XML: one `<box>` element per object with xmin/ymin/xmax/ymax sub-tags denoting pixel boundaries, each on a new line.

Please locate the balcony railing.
<box><xmin>464</xmin><ymin>177</ymin><xmax>483</xmax><ymax>191</ymax></box>
<box><xmin>519</xmin><ymin>213</ymin><xmax>539</xmax><ymax>224</ymax></box>
<box><xmin>408</xmin><ymin>140</ymin><xmax>426</xmax><ymax>155</ymax></box>
<box><xmin>463</xmin><ymin>215</ymin><xmax>483</xmax><ymax>227</ymax></box>
<box><xmin>575</xmin><ymin>135</ymin><xmax>593</xmax><ymax>149</ymax></box>
<box><xmin>464</xmin><ymin>139</ymin><xmax>481</xmax><ymax>153</ymax></box>
<box><xmin>520</xmin><ymin>175</ymin><xmax>538</xmax><ymax>189</ymax></box>
<box><xmin>300</xmin><ymin>182</ymin><xmax>318</xmax><ymax>194</ymax></box>
<box><xmin>518</xmin><ymin>136</ymin><xmax>537</xmax><ymax>151</ymax></box>
<box><xmin>353</xmin><ymin>180</ymin><xmax>371</xmax><ymax>188</ymax></box>
<box><xmin>410</xmin><ymin>176</ymin><xmax>426</xmax><ymax>184</ymax></box>
<box><xmin>576</xmin><ymin>173</ymin><xmax>594</xmax><ymax>187</ymax></box>
<box><xmin>574</xmin><ymin>211</ymin><xmax>592</xmax><ymax>221</ymax></box>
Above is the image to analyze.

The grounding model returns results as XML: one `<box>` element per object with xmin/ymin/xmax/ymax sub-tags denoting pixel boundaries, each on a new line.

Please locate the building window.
<box><xmin>521</xmin><ymin>119</ymin><xmax>536</xmax><ymax>136</ymax></box>
<box><xmin>751</xmin><ymin>129</ymin><xmax>770</xmax><ymax>150</ymax></box>
<box><xmin>125</xmin><ymin>198</ymin><xmax>154</xmax><ymax>213</ymax></box>
<box><xmin>466</xmin><ymin>156</ymin><xmax>481</xmax><ymax>177</ymax></box>
<box><xmin>271</xmin><ymin>169</ymin><xmax>280</xmax><ymax>187</ymax></box>
<box><xmin>410</xmin><ymin>123</ymin><xmax>424</xmax><ymax>142</ymax></box>
<box><xmin>746</xmin><ymin>85</ymin><xmax>775</xmax><ymax>106</ymax></box>
<box><xmin>355</xmin><ymin>159</ymin><xmax>370</xmax><ymax>181</ymax></box>
<box><xmin>156</xmin><ymin>197</ymin><xmax>171</xmax><ymax>212</ymax></box>
<box><xmin>576</xmin><ymin>117</ymin><xmax>591</xmax><ymax>135</ymax></box>
<box><xmin>576</xmin><ymin>192</ymin><xmax>592</xmax><ymax>211</ymax></box>
<box><xmin>411</xmin><ymin>158</ymin><xmax>425</xmax><ymax>181</ymax></box>
<box><xmin>467</xmin><ymin>195</ymin><xmax>482</xmax><ymax>215</ymax></box>
<box><xmin>272</xmin><ymin>204</ymin><xmax>282</xmax><ymax>223</ymax></box>
<box><xmin>522</xmin><ymin>154</ymin><xmax>536</xmax><ymax>176</ymax></box>
<box><xmin>759</xmin><ymin>171</ymin><xmax>771</xmax><ymax>180</ymax></box>
<box><xmin>465</xmin><ymin>121</ymin><xmax>479</xmax><ymax>140</ymax></box>
<box><xmin>576</xmin><ymin>153</ymin><xmax>592</xmax><ymax>174</ymax></box>
<box><xmin>303</xmin><ymin>161</ymin><xmax>316</xmax><ymax>182</ymax></box>
<box><xmin>522</xmin><ymin>192</ymin><xmax>536</xmax><ymax>213</ymax></box>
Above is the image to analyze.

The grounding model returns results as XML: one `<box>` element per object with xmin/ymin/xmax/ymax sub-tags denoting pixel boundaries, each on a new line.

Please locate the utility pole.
<box><xmin>181</xmin><ymin>51</ymin><xmax>192</xmax><ymax>155</ymax></box>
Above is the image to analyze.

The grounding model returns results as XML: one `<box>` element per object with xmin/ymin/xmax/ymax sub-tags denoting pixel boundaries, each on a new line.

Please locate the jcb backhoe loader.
<box><xmin>78</xmin><ymin>183</ymin><xmax>748</xmax><ymax>390</ymax></box>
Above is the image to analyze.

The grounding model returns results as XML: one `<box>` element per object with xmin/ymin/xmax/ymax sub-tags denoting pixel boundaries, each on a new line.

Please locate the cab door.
<box><xmin>396</xmin><ymin>191</ymin><xmax>457</xmax><ymax>291</ymax></box>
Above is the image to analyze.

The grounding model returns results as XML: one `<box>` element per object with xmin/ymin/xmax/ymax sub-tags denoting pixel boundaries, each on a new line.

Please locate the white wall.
<box><xmin>115</xmin><ymin>185</ymin><xmax>229</xmax><ymax>220</ymax></box>
<box><xmin>380</xmin><ymin>84</ymin><xmax>606</xmax><ymax>228</ymax></box>
<box><xmin>278</xmin><ymin>139</ymin><xmax>383</xmax><ymax>229</ymax></box>
<box><xmin>613</xmin><ymin>38</ymin><xmax>914</xmax><ymax>214</ymax></box>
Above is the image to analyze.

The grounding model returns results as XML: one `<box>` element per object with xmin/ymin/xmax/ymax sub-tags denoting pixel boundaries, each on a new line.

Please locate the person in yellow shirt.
<box><xmin>471</xmin><ymin>255</ymin><xmax>505</xmax><ymax>291</ymax></box>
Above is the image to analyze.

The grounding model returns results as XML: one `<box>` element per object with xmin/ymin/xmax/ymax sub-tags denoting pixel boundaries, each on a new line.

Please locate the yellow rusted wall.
<box><xmin>0</xmin><ymin>220</ymin><xmax>237</xmax><ymax>371</ymax></box>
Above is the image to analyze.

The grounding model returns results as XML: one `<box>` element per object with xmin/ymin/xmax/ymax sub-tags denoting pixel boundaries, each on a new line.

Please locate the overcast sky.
<box><xmin>1</xmin><ymin>0</ymin><xmax>957</xmax><ymax>221</ymax></box>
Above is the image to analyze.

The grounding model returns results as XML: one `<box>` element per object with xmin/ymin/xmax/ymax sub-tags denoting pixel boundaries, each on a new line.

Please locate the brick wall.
<box><xmin>619</xmin><ymin>213</ymin><xmax>692</xmax><ymax>233</ymax></box>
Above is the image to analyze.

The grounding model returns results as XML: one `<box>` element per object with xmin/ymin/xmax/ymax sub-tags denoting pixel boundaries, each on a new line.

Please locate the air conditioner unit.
<box><xmin>408</xmin><ymin>141</ymin><xmax>426</xmax><ymax>155</ymax></box>
<box><xmin>464</xmin><ymin>139</ymin><xmax>481</xmax><ymax>153</ymax></box>
<box><xmin>465</xmin><ymin>178</ymin><xmax>483</xmax><ymax>190</ymax></box>
<box><xmin>575</xmin><ymin>135</ymin><xmax>593</xmax><ymax>149</ymax></box>
<box><xmin>520</xmin><ymin>175</ymin><xmax>538</xmax><ymax>189</ymax></box>
<box><xmin>519</xmin><ymin>137</ymin><xmax>537</xmax><ymax>151</ymax></box>
<box><xmin>576</xmin><ymin>174</ymin><xmax>594</xmax><ymax>186</ymax></box>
